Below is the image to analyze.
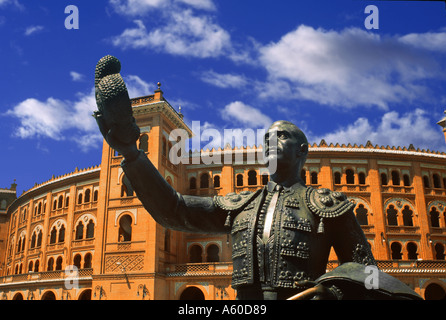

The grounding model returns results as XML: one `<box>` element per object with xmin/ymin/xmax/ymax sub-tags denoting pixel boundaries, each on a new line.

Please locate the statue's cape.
<box><xmin>315</xmin><ymin>262</ymin><xmax>423</xmax><ymax>300</ymax></box>
<box><xmin>305</xmin><ymin>187</ymin><xmax>354</xmax><ymax>219</ymax></box>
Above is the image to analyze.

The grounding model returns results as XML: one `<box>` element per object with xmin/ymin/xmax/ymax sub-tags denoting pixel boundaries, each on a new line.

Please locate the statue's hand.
<box><xmin>93</xmin><ymin>55</ymin><xmax>140</xmax><ymax>160</ymax></box>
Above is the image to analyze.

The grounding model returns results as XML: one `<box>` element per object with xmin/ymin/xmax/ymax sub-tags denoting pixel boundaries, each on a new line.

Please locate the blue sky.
<box><xmin>1</xmin><ymin>0</ymin><xmax>446</xmax><ymax>195</ymax></box>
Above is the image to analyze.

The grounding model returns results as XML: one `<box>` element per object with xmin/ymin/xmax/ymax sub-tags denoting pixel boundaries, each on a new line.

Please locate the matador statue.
<box><xmin>93</xmin><ymin>55</ymin><xmax>422</xmax><ymax>300</ymax></box>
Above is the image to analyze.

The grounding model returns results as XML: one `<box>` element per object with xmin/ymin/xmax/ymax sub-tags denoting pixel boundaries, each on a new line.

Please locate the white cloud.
<box><xmin>70</xmin><ymin>71</ymin><xmax>84</xmax><ymax>82</ymax></box>
<box><xmin>109</xmin><ymin>0</ymin><xmax>232</xmax><ymax>59</ymax></box>
<box><xmin>5</xmin><ymin>74</ymin><xmax>153</xmax><ymax>152</ymax></box>
<box><xmin>311</xmin><ymin>109</ymin><xmax>445</xmax><ymax>151</ymax></box>
<box><xmin>112</xmin><ymin>9</ymin><xmax>231</xmax><ymax>58</ymax></box>
<box><xmin>221</xmin><ymin>101</ymin><xmax>272</xmax><ymax>129</ymax></box>
<box><xmin>24</xmin><ymin>25</ymin><xmax>44</xmax><ymax>36</ymax></box>
<box><xmin>258</xmin><ymin>25</ymin><xmax>439</xmax><ymax>109</ymax></box>
<box><xmin>175</xmin><ymin>0</ymin><xmax>215</xmax><ymax>11</ymax></box>
<box><xmin>0</xmin><ymin>0</ymin><xmax>23</xmax><ymax>9</ymax></box>
<box><xmin>109</xmin><ymin>0</ymin><xmax>166</xmax><ymax>16</ymax></box>
<box><xmin>200</xmin><ymin>70</ymin><xmax>248</xmax><ymax>88</ymax></box>
<box><xmin>399</xmin><ymin>31</ymin><xmax>446</xmax><ymax>53</ymax></box>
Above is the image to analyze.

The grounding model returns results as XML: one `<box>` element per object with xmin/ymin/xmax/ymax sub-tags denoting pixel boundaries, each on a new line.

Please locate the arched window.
<box><xmin>381</xmin><ymin>173</ymin><xmax>388</xmax><ymax>186</ymax></box>
<box><xmin>346</xmin><ymin>169</ymin><xmax>354</xmax><ymax>185</ymax></box>
<box><xmin>189</xmin><ymin>244</ymin><xmax>202</xmax><ymax>263</ymax></box>
<box><xmin>58</xmin><ymin>225</ymin><xmax>65</xmax><ymax>243</ymax></box>
<box><xmin>200</xmin><ymin>173</ymin><xmax>209</xmax><ymax>189</ymax></box>
<box><xmin>391</xmin><ymin>171</ymin><xmax>400</xmax><ymax>186</ymax></box>
<box><xmin>31</xmin><ymin>232</ymin><xmax>36</xmax><ymax>249</ymax></box>
<box><xmin>435</xmin><ymin>243</ymin><xmax>445</xmax><ymax>260</ymax></box>
<box><xmin>93</xmin><ymin>190</ymin><xmax>99</xmax><ymax>202</ymax></box>
<box><xmin>84</xmin><ymin>253</ymin><xmax>92</xmax><ymax>268</ymax></box>
<box><xmin>355</xmin><ymin>204</ymin><xmax>368</xmax><ymax>226</ymax></box>
<box><xmin>118</xmin><ymin>215</ymin><xmax>132</xmax><ymax>242</ymax></box>
<box><xmin>334</xmin><ymin>172</ymin><xmax>341</xmax><ymax>185</ymax></box>
<box><xmin>189</xmin><ymin>177</ymin><xmax>196</xmax><ymax>190</ymax></box>
<box><xmin>47</xmin><ymin>258</ymin><xmax>54</xmax><ymax>271</ymax></box>
<box><xmin>206</xmin><ymin>244</ymin><xmax>220</xmax><ymax>262</ymax></box>
<box><xmin>433</xmin><ymin>174</ymin><xmax>441</xmax><ymax>188</ymax></box>
<box><xmin>403</xmin><ymin>174</ymin><xmax>411</xmax><ymax>187</ymax></box>
<box><xmin>402</xmin><ymin>205</ymin><xmax>413</xmax><ymax>226</ymax></box>
<box><xmin>50</xmin><ymin>227</ymin><xmax>57</xmax><ymax>244</ymax></box>
<box><xmin>58</xmin><ymin>195</ymin><xmax>63</xmax><ymax>209</ymax></box>
<box><xmin>423</xmin><ymin>176</ymin><xmax>430</xmax><ymax>188</ymax></box>
<box><xmin>86</xmin><ymin>220</ymin><xmax>95</xmax><ymax>239</ymax></box>
<box><xmin>75</xmin><ymin>222</ymin><xmax>84</xmax><ymax>240</ymax></box>
<box><xmin>28</xmin><ymin>261</ymin><xmax>33</xmax><ymax>273</ymax></box>
<box><xmin>390</xmin><ymin>242</ymin><xmax>402</xmax><ymax>260</ymax></box>
<box><xmin>248</xmin><ymin>170</ymin><xmax>257</xmax><ymax>186</ymax></box>
<box><xmin>310</xmin><ymin>172</ymin><xmax>318</xmax><ymax>185</ymax></box>
<box><xmin>77</xmin><ymin>193</ymin><xmax>83</xmax><ymax>205</ymax></box>
<box><xmin>84</xmin><ymin>189</ymin><xmax>91</xmax><ymax>203</ymax></box>
<box><xmin>162</xmin><ymin>137</ymin><xmax>167</xmax><ymax>157</ymax></box>
<box><xmin>37</xmin><ymin>230</ymin><xmax>42</xmax><ymax>247</ymax></box>
<box><xmin>65</xmin><ymin>196</ymin><xmax>69</xmax><ymax>207</ymax></box>
<box><xmin>236</xmin><ymin>174</ymin><xmax>243</xmax><ymax>187</ymax></box>
<box><xmin>358</xmin><ymin>172</ymin><xmax>366</xmax><ymax>185</ymax></box>
<box><xmin>430</xmin><ymin>207</ymin><xmax>440</xmax><ymax>228</ymax></box>
<box><xmin>213</xmin><ymin>175</ymin><xmax>220</xmax><ymax>188</ymax></box>
<box><xmin>139</xmin><ymin>134</ymin><xmax>149</xmax><ymax>152</ymax></box>
<box><xmin>55</xmin><ymin>256</ymin><xmax>63</xmax><ymax>271</ymax></box>
<box><xmin>34</xmin><ymin>260</ymin><xmax>40</xmax><ymax>272</ymax></box>
<box><xmin>407</xmin><ymin>242</ymin><xmax>418</xmax><ymax>260</ymax></box>
<box><xmin>386</xmin><ymin>205</ymin><xmax>398</xmax><ymax>226</ymax></box>
<box><xmin>73</xmin><ymin>254</ymin><xmax>82</xmax><ymax>270</ymax></box>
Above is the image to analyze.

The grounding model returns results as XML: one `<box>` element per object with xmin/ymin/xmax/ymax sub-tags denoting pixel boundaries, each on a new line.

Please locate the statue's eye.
<box><xmin>278</xmin><ymin>132</ymin><xmax>289</xmax><ymax>139</ymax></box>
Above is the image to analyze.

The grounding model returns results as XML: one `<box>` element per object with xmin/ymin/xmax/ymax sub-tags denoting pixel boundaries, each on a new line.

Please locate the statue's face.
<box><xmin>264</xmin><ymin>121</ymin><xmax>307</xmax><ymax>169</ymax></box>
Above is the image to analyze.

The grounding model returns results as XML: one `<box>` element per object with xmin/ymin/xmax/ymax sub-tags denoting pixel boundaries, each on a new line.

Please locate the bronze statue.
<box><xmin>94</xmin><ymin>55</ymin><xmax>422</xmax><ymax>300</ymax></box>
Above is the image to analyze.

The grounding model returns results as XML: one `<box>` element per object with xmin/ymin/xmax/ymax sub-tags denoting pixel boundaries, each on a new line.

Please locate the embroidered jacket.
<box><xmin>122</xmin><ymin>151</ymin><xmax>375</xmax><ymax>291</ymax></box>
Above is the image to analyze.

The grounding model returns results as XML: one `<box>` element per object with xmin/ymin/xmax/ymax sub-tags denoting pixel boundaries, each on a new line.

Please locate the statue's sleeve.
<box><xmin>330</xmin><ymin>208</ymin><xmax>376</xmax><ymax>266</ymax></box>
<box><xmin>305</xmin><ymin>187</ymin><xmax>376</xmax><ymax>266</ymax></box>
<box><xmin>121</xmin><ymin>150</ymin><xmax>228</xmax><ymax>234</ymax></box>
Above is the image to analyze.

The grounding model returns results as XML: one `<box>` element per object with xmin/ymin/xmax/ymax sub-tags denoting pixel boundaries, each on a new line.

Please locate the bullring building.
<box><xmin>0</xmin><ymin>87</ymin><xmax>445</xmax><ymax>300</ymax></box>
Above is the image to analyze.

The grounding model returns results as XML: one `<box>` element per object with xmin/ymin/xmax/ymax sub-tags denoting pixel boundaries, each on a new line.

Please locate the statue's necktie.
<box><xmin>262</xmin><ymin>184</ymin><xmax>282</xmax><ymax>244</ymax></box>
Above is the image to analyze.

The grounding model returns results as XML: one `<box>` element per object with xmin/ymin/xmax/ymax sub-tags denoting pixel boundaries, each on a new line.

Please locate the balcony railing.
<box><xmin>327</xmin><ymin>260</ymin><xmax>446</xmax><ymax>272</ymax></box>
<box><xmin>0</xmin><ymin>268</ymin><xmax>93</xmax><ymax>285</ymax></box>
<box><xmin>166</xmin><ymin>262</ymin><xmax>233</xmax><ymax>277</ymax></box>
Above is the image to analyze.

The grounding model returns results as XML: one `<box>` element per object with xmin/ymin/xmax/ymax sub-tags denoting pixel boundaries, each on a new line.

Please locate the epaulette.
<box><xmin>214</xmin><ymin>189</ymin><xmax>263</xmax><ymax>228</ymax></box>
<box><xmin>305</xmin><ymin>187</ymin><xmax>354</xmax><ymax>233</ymax></box>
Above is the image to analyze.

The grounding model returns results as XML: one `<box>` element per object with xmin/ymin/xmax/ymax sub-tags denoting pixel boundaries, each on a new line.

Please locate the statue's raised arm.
<box><xmin>93</xmin><ymin>55</ymin><xmax>231</xmax><ymax>234</ymax></box>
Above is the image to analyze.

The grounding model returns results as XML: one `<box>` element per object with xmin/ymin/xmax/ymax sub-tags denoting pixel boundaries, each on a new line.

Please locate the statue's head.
<box><xmin>264</xmin><ymin>120</ymin><xmax>308</xmax><ymax>173</ymax></box>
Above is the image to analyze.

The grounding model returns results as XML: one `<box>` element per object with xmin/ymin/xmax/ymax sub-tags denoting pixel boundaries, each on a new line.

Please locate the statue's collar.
<box><xmin>266</xmin><ymin>180</ymin><xmax>305</xmax><ymax>194</ymax></box>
